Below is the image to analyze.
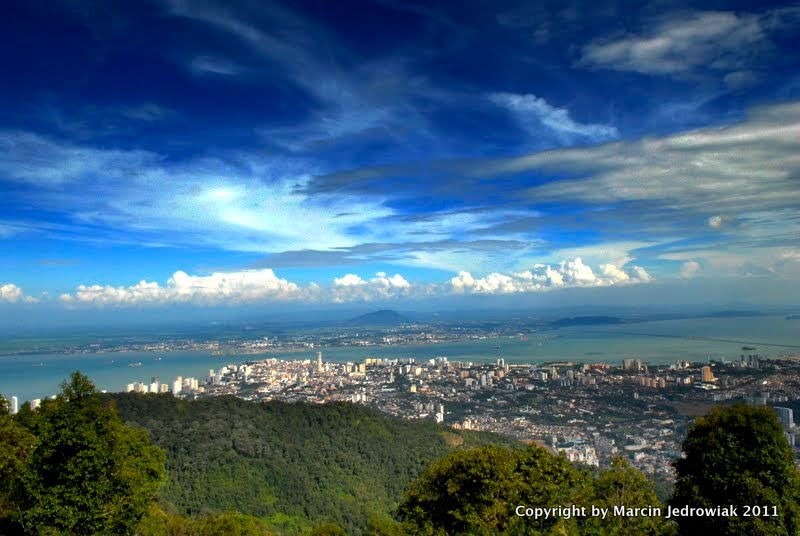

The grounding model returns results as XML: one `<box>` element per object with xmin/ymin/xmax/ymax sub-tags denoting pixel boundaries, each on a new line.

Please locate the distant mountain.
<box><xmin>707</xmin><ymin>310</ymin><xmax>768</xmax><ymax>318</ymax></box>
<box><xmin>550</xmin><ymin>316</ymin><xmax>624</xmax><ymax>328</ymax></box>
<box><xmin>347</xmin><ymin>309</ymin><xmax>411</xmax><ymax>326</ymax></box>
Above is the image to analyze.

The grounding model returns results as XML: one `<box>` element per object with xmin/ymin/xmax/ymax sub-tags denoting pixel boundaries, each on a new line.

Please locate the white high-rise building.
<box><xmin>775</xmin><ymin>407</ymin><xmax>795</xmax><ymax>431</ymax></box>
<box><xmin>172</xmin><ymin>379</ymin><xmax>182</xmax><ymax>395</ymax></box>
<box><xmin>10</xmin><ymin>396</ymin><xmax>18</xmax><ymax>415</ymax></box>
<box><xmin>31</xmin><ymin>399</ymin><xmax>41</xmax><ymax>410</ymax></box>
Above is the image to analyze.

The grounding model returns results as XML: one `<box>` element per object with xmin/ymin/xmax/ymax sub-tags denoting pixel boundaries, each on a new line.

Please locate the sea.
<box><xmin>1</xmin><ymin>316</ymin><xmax>798</xmax><ymax>403</ymax></box>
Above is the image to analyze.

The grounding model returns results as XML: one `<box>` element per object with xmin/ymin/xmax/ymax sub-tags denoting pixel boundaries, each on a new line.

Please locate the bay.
<box><xmin>1</xmin><ymin>315</ymin><xmax>797</xmax><ymax>404</ymax></box>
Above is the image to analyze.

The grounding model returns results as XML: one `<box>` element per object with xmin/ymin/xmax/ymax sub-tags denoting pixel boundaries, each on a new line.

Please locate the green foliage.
<box><xmin>136</xmin><ymin>505</ymin><xmax>274</xmax><ymax>536</ymax></box>
<box><xmin>2</xmin><ymin>372</ymin><xmax>166</xmax><ymax>535</ymax></box>
<box><xmin>0</xmin><ymin>400</ymin><xmax>37</xmax><ymax>532</ymax></box>
<box><xmin>365</xmin><ymin>517</ymin><xmax>406</xmax><ymax>536</ymax></box>
<box><xmin>671</xmin><ymin>404</ymin><xmax>800</xmax><ymax>536</ymax></box>
<box><xmin>188</xmin><ymin>512</ymin><xmax>274</xmax><ymax>536</ymax></box>
<box><xmin>105</xmin><ymin>393</ymin><xmax>515</xmax><ymax>535</ymax></box>
<box><xmin>308</xmin><ymin>523</ymin><xmax>348</xmax><ymax>536</ymax></box>
<box><xmin>583</xmin><ymin>457</ymin><xmax>674</xmax><ymax>536</ymax></box>
<box><xmin>399</xmin><ymin>443</ymin><xmax>587</xmax><ymax>535</ymax></box>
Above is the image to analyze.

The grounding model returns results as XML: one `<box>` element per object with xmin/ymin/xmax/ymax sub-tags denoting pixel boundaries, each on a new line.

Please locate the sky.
<box><xmin>1</xmin><ymin>0</ymin><xmax>799</xmax><ymax>321</ymax></box>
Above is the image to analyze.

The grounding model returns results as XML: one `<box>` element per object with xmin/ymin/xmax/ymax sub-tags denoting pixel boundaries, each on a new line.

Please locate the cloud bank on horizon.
<box><xmin>0</xmin><ymin>0</ymin><xmax>799</xmax><ymax>310</ymax></box>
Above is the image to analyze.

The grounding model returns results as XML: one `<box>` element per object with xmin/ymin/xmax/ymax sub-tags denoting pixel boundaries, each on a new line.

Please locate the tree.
<box><xmin>366</xmin><ymin>517</ymin><xmax>407</xmax><ymax>536</ymax></box>
<box><xmin>0</xmin><ymin>395</ymin><xmax>36</xmax><ymax>532</ymax></box>
<box><xmin>11</xmin><ymin>372</ymin><xmax>166</xmax><ymax>535</ymax></box>
<box><xmin>398</xmin><ymin>444</ymin><xmax>587</xmax><ymax>535</ymax></box>
<box><xmin>583</xmin><ymin>457</ymin><xmax>675</xmax><ymax>536</ymax></box>
<box><xmin>308</xmin><ymin>523</ymin><xmax>348</xmax><ymax>536</ymax></box>
<box><xmin>671</xmin><ymin>404</ymin><xmax>800</xmax><ymax>536</ymax></box>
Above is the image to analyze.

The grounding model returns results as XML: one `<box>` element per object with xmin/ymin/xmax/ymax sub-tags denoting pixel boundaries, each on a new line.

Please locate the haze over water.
<box><xmin>2</xmin><ymin>316</ymin><xmax>797</xmax><ymax>403</ymax></box>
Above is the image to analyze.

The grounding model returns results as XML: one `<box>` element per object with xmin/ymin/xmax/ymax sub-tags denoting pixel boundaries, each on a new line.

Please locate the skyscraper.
<box><xmin>775</xmin><ymin>407</ymin><xmax>794</xmax><ymax>431</ymax></box>
<box><xmin>701</xmin><ymin>366</ymin><xmax>714</xmax><ymax>383</ymax></box>
<box><xmin>316</xmin><ymin>351</ymin><xmax>323</xmax><ymax>373</ymax></box>
<box><xmin>10</xmin><ymin>396</ymin><xmax>18</xmax><ymax>415</ymax></box>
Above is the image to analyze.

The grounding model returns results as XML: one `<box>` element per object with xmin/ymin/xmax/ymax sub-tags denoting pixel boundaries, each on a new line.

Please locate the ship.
<box><xmin>128</xmin><ymin>362</ymin><xmax>143</xmax><ymax>367</ymax></box>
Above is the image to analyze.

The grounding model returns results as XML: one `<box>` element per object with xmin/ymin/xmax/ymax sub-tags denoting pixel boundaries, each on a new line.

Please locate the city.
<box><xmin>60</xmin><ymin>345</ymin><xmax>795</xmax><ymax>482</ymax></box>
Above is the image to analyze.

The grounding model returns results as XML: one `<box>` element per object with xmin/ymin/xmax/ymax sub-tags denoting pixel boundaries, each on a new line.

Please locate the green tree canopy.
<box><xmin>7</xmin><ymin>372</ymin><xmax>166</xmax><ymax>535</ymax></box>
<box><xmin>671</xmin><ymin>404</ymin><xmax>800</xmax><ymax>536</ymax></box>
<box><xmin>398</xmin><ymin>444</ymin><xmax>587</xmax><ymax>535</ymax></box>
<box><xmin>583</xmin><ymin>457</ymin><xmax>674</xmax><ymax>536</ymax></box>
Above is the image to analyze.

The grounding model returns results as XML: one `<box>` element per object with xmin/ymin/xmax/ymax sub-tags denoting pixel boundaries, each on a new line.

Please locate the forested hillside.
<box><xmin>105</xmin><ymin>393</ymin><xmax>518</xmax><ymax>535</ymax></box>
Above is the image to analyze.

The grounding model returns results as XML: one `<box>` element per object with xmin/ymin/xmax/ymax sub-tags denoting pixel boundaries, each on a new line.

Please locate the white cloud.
<box><xmin>0</xmin><ymin>131</ymin><xmax>158</xmax><ymax>186</ymax></box>
<box><xmin>60</xmin><ymin>269</ymin><xmax>422</xmax><ymax>307</ymax></box>
<box><xmin>489</xmin><ymin>92</ymin><xmax>618</xmax><ymax>142</ymax></box>
<box><xmin>62</xmin><ymin>269</ymin><xmax>306</xmax><ymax>306</ymax></box>
<box><xmin>579</xmin><ymin>10</ymin><xmax>770</xmax><ymax>76</ymax></box>
<box><xmin>680</xmin><ymin>260</ymin><xmax>701</xmax><ymax>279</ymax></box>
<box><xmin>331</xmin><ymin>272</ymin><xmax>414</xmax><ymax>303</ymax></box>
<box><xmin>190</xmin><ymin>56</ymin><xmax>242</xmax><ymax>77</ymax></box>
<box><xmin>0</xmin><ymin>283</ymin><xmax>36</xmax><ymax>303</ymax></box>
<box><xmin>480</xmin><ymin>101</ymin><xmax>800</xmax><ymax>217</ymax></box>
<box><xmin>449</xmin><ymin>257</ymin><xmax>652</xmax><ymax>295</ymax></box>
<box><xmin>708</xmin><ymin>215</ymin><xmax>729</xmax><ymax>229</ymax></box>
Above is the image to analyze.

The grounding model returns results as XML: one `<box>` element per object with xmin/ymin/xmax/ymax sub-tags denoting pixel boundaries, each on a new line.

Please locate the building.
<box><xmin>31</xmin><ymin>399</ymin><xmax>41</xmax><ymax>410</ymax></box>
<box><xmin>316</xmin><ymin>351</ymin><xmax>323</xmax><ymax>373</ymax></box>
<box><xmin>10</xmin><ymin>396</ymin><xmax>18</xmax><ymax>415</ymax></box>
<box><xmin>775</xmin><ymin>407</ymin><xmax>794</xmax><ymax>431</ymax></box>
<box><xmin>700</xmin><ymin>366</ymin><xmax>715</xmax><ymax>383</ymax></box>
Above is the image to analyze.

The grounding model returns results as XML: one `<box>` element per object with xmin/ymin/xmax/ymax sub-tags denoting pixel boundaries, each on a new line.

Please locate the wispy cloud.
<box><xmin>0</xmin><ymin>131</ymin><xmax>158</xmax><ymax>186</ymax></box>
<box><xmin>489</xmin><ymin>92</ymin><xmax>618</xmax><ymax>143</ymax></box>
<box><xmin>579</xmin><ymin>7</ymin><xmax>800</xmax><ymax>79</ymax></box>
<box><xmin>190</xmin><ymin>55</ymin><xmax>243</xmax><ymax>77</ymax></box>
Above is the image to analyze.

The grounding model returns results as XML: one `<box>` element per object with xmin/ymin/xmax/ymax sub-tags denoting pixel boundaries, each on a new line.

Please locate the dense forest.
<box><xmin>104</xmin><ymin>392</ymin><xmax>518</xmax><ymax>534</ymax></box>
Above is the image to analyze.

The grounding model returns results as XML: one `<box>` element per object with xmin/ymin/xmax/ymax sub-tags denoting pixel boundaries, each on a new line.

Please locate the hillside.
<box><xmin>105</xmin><ymin>393</ymin><xmax>517</xmax><ymax>535</ymax></box>
<box><xmin>346</xmin><ymin>309</ymin><xmax>411</xmax><ymax>326</ymax></box>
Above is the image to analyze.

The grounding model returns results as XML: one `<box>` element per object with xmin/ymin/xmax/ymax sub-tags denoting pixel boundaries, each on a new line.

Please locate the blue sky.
<box><xmin>1</xmin><ymin>0</ymin><xmax>799</xmax><ymax>315</ymax></box>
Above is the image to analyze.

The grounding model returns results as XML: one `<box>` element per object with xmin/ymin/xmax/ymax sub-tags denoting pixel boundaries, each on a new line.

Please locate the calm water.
<box><xmin>1</xmin><ymin>316</ymin><xmax>797</xmax><ymax>403</ymax></box>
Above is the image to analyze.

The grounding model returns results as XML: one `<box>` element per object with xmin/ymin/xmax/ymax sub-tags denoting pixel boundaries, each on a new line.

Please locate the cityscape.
<box><xmin>2</xmin><ymin>0</ymin><xmax>800</xmax><ymax>532</ymax></box>
<box><xmin>8</xmin><ymin>332</ymin><xmax>800</xmax><ymax>483</ymax></box>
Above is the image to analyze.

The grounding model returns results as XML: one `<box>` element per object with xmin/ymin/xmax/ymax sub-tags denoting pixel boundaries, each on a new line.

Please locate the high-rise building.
<box><xmin>31</xmin><ymin>399</ymin><xmax>41</xmax><ymax>410</ymax></box>
<box><xmin>316</xmin><ymin>351</ymin><xmax>323</xmax><ymax>373</ymax></box>
<box><xmin>10</xmin><ymin>396</ymin><xmax>18</xmax><ymax>415</ymax></box>
<box><xmin>701</xmin><ymin>366</ymin><xmax>714</xmax><ymax>383</ymax></box>
<box><xmin>775</xmin><ymin>407</ymin><xmax>794</xmax><ymax>431</ymax></box>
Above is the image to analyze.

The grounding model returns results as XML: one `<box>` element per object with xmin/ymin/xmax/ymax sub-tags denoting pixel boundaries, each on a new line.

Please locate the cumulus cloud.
<box><xmin>57</xmin><ymin>259</ymin><xmax>657</xmax><ymax>307</ymax></box>
<box><xmin>0</xmin><ymin>283</ymin><xmax>36</xmax><ymax>303</ymax></box>
<box><xmin>59</xmin><ymin>268</ymin><xmax>424</xmax><ymax>307</ymax></box>
<box><xmin>331</xmin><ymin>272</ymin><xmax>414</xmax><ymax>303</ymax></box>
<box><xmin>489</xmin><ymin>92</ymin><xmax>618</xmax><ymax>142</ymax></box>
<box><xmin>449</xmin><ymin>258</ymin><xmax>652</xmax><ymax>295</ymax></box>
<box><xmin>61</xmin><ymin>269</ymin><xmax>306</xmax><ymax>306</ymax></box>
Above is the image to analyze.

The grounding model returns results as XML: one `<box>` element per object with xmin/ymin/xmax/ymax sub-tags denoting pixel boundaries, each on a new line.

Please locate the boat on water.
<box><xmin>128</xmin><ymin>362</ymin><xmax>143</xmax><ymax>367</ymax></box>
